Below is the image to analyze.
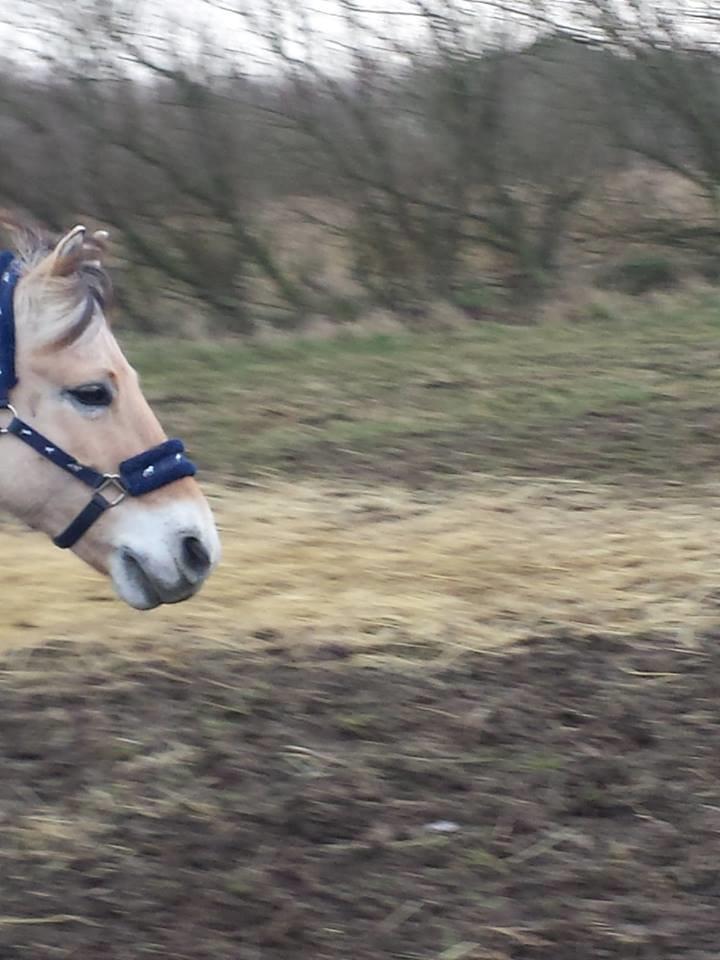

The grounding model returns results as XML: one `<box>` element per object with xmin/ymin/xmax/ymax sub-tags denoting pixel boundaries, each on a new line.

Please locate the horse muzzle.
<box><xmin>108</xmin><ymin>500</ymin><xmax>220</xmax><ymax>609</ymax></box>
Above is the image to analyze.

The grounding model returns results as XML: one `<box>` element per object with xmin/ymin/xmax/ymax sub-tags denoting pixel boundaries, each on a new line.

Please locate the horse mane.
<box><xmin>50</xmin><ymin>262</ymin><xmax>113</xmax><ymax>350</ymax></box>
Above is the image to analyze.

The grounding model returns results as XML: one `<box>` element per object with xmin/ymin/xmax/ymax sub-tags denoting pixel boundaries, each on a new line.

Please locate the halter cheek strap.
<box><xmin>0</xmin><ymin>251</ymin><xmax>19</xmax><ymax>404</ymax></box>
<box><xmin>0</xmin><ymin>252</ymin><xmax>197</xmax><ymax>550</ymax></box>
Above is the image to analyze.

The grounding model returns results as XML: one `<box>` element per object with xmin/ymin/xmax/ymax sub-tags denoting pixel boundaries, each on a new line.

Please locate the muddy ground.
<box><xmin>1</xmin><ymin>630</ymin><xmax>719</xmax><ymax>959</ymax></box>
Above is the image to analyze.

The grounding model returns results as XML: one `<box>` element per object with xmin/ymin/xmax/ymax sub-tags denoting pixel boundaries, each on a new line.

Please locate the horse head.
<box><xmin>0</xmin><ymin>221</ymin><xmax>220</xmax><ymax>609</ymax></box>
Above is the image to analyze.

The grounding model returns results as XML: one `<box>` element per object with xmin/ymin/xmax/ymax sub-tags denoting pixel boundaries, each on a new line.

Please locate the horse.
<box><xmin>0</xmin><ymin>221</ymin><xmax>220</xmax><ymax>609</ymax></box>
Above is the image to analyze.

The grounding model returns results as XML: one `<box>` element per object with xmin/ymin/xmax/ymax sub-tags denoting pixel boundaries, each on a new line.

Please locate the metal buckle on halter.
<box><xmin>97</xmin><ymin>474</ymin><xmax>128</xmax><ymax>507</ymax></box>
<box><xmin>0</xmin><ymin>402</ymin><xmax>17</xmax><ymax>434</ymax></box>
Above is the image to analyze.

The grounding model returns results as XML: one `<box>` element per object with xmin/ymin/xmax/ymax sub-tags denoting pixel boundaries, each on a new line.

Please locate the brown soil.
<box><xmin>2</xmin><ymin>630</ymin><xmax>720</xmax><ymax>959</ymax></box>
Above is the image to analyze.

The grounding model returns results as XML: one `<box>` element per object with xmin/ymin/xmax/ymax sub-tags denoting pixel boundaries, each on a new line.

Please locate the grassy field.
<box><xmin>3</xmin><ymin>291</ymin><xmax>720</xmax><ymax>958</ymax></box>
<box><xmin>127</xmin><ymin>287</ymin><xmax>720</xmax><ymax>486</ymax></box>
<box><xmin>3</xmin><ymin>289</ymin><xmax>720</xmax><ymax>653</ymax></box>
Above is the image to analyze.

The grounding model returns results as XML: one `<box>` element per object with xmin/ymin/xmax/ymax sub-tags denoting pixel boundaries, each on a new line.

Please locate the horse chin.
<box><xmin>116</xmin><ymin>582</ymin><xmax>164</xmax><ymax>611</ymax></box>
<box><xmin>111</xmin><ymin>563</ymin><xmax>164</xmax><ymax>611</ymax></box>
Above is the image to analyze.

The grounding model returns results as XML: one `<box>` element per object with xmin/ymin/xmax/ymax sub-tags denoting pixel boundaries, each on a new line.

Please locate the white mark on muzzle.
<box><xmin>107</xmin><ymin>498</ymin><xmax>220</xmax><ymax>610</ymax></box>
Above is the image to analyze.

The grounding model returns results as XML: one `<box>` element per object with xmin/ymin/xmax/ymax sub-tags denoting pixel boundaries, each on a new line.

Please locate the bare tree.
<box><xmin>0</xmin><ymin>0</ymin><xmax>306</xmax><ymax>332</ymax></box>
<box><xmin>593</xmin><ymin>0</ymin><xmax>720</xmax><ymax>208</ymax></box>
<box><xmin>230</xmin><ymin>0</ymin><xmax>614</xmax><ymax>306</ymax></box>
<box><xmin>0</xmin><ymin>0</ymin><xmax>633</xmax><ymax>328</ymax></box>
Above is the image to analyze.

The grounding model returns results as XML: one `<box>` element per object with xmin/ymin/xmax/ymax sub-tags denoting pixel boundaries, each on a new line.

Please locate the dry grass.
<box><xmin>2</xmin><ymin>476</ymin><xmax>719</xmax><ymax>656</ymax></box>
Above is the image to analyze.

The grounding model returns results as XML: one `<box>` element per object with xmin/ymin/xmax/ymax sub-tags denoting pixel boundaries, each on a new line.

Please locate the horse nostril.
<box><xmin>182</xmin><ymin>535</ymin><xmax>212</xmax><ymax>576</ymax></box>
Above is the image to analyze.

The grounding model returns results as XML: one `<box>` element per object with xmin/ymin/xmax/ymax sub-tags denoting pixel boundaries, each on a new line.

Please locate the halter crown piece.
<box><xmin>0</xmin><ymin>251</ymin><xmax>197</xmax><ymax>549</ymax></box>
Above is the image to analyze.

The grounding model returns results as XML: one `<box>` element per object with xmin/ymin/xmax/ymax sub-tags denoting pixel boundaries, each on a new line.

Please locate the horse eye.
<box><xmin>67</xmin><ymin>383</ymin><xmax>113</xmax><ymax>407</ymax></box>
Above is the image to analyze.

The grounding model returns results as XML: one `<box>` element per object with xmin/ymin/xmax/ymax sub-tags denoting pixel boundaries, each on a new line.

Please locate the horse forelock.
<box><xmin>15</xmin><ymin>232</ymin><xmax>114</xmax><ymax>350</ymax></box>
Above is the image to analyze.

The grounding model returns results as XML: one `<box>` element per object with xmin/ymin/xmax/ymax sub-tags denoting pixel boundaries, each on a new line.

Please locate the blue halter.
<box><xmin>0</xmin><ymin>251</ymin><xmax>197</xmax><ymax>549</ymax></box>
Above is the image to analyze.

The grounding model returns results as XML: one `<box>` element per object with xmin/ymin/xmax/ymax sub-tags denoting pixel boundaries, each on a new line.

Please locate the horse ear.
<box><xmin>46</xmin><ymin>225</ymin><xmax>87</xmax><ymax>277</ymax></box>
<box><xmin>85</xmin><ymin>229</ymin><xmax>110</xmax><ymax>267</ymax></box>
<box><xmin>30</xmin><ymin>225</ymin><xmax>110</xmax><ymax>278</ymax></box>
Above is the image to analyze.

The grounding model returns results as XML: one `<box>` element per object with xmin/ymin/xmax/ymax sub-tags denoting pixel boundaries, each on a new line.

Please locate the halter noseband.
<box><xmin>0</xmin><ymin>251</ymin><xmax>197</xmax><ymax>549</ymax></box>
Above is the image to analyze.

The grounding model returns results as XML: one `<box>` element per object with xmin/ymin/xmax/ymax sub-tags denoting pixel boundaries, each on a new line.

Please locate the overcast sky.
<box><xmin>0</xmin><ymin>1</ymin><xmax>716</xmax><ymax>75</ymax></box>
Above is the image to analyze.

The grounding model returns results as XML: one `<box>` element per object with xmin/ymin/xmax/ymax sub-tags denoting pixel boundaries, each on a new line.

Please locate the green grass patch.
<box><xmin>123</xmin><ymin>290</ymin><xmax>720</xmax><ymax>484</ymax></box>
<box><xmin>598</xmin><ymin>254</ymin><xmax>679</xmax><ymax>295</ymax></box>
